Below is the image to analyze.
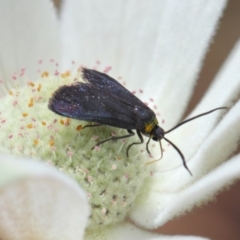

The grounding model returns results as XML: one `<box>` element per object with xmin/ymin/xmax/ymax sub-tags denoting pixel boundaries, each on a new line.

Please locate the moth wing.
<box><xmin>48</xmin><ymin>82</ymin><xmax>137</xmax><ymax>129</ymax></box>
<box><xmin>82</xmin><ymin>68</ymin><xmax>145</xmax><ymax>108</ymax></box>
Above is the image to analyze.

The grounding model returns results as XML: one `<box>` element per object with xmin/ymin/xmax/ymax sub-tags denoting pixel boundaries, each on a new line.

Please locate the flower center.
<box><xmin>0</xmin><ymin>67</ymin><xmax>153</xmax><ymax>231</ymax></box>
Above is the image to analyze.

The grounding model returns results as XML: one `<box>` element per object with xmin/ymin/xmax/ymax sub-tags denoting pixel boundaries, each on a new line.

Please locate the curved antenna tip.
<box><xmin>163</xmin><ymin>137</ymin><xmax>192</xmax><ymax>176</ymax></box>
<box><xmin>184</xmin><ymin>162</ymin><xmax>193</xmax><ymax>176</ymax></box>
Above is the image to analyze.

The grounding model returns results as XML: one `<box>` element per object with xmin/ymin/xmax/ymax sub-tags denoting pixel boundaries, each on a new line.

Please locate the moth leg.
<box><xmin>146</xmin><ymin>137</ymin><xmax>151</xmax><ymax>155</ymax></box>
<box><xmin>83</xmin><ymin>123</ymin><xmax>103</xmax><ymax>129</ymax></box>
<box><xmin>126</xmin><ymin>130</ymin><xmax>144</xmax><ymax>157</ymax></box>
<box><xmin>91</xmin><ymin>129</ymin><xmax>135</xmax><ymax>150</ymax></box>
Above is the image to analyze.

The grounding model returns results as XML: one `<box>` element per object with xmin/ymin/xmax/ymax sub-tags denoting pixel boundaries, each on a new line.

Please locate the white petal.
<box><xmin>60</xmin><ymin>0</ymin><xmax>124</xmax><ymax>69</ymax></box>
<box><xmin>130</xmin><ymin>99</ymin><xmax>240</xmax><ymax>227</ymax></box>
<box><xmin>60</xmin><ymin>0</ymin><xmax>227</xmax><ymax>127</ymax></box>
<box><xmin>0</xmin><ymin>154</ymin><xmax>90</xmax><ymax>240</ymax></box>
<box><xmin>143</xmin><ymin>0</ymin><xmax>227</xmax><ymax>127</ymax></box>
<box><xmin>85</xmin><ymin>222</ymin><xmax>208</xmax><ymax>240</ymax></box>
<box><xmin>156</xmin><ymin>98</ymin><xmax>240</xmax><ymax>191</ymax></box>
<box><xmin>151</xmin><ymin>38</ymin><xmax>240</xmax><ymax>170</ymax></box>
<box><xmin>130</xmin><ymin>40</ymin><xmax>240</xmax><ymax>226</ymax></box>
<box><xmin>130</xmin><ymin>154</ymin><xmax>240</xmax><ymax>229</ymax></box>
<box><xmin>0</xmin><ymin>0</ymin><xmax>60</xmax><ymax>82</ymax></box>
<box><xmin>190</xmin><ymin>39</ymin><xmax>240</xmax><ymax>115</ymax></box>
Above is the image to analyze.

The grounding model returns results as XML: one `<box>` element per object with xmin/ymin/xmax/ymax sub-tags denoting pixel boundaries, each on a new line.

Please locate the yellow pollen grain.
<box><xmin>27</xmin><ymin>124</ymin><xmax>33</xmax><ymax>129</ymax></box>
<box><xmin>60</xmin><ymin>119</ymin><xmax>64</xmax><ymax>125</ymax></box>
<box><xmin>61</xmin><ymin>71</ymin><xmax>70</xmax><ymax>78</ymax></box>
<box><xmin>37</xmin><ymin>83</ymin><xmax>42</xmax><ymax>92</ymax></box>
<box><xmin>22</xmin><ymin>113</ymin><xmax>28</xmax><ymax>117</ymax></box>
<box><xmin>65</xmin><ymin>118</ymin><xmax>71</xmax><ymax>125</ymax></box>
<box><xmin>49</xmin><ymin>140</ymin><xmax>54</xmax><ymax>146</ymax></box>
<box><xmin>28</xmin><ymin>102</ymin><xmax>33</xmax><ymax>107</ymax></box>
<box><xmin>29</xmin><ymin>82</ymin><xmax>35</xmax><ymax>87</ymax></box>
<box><xmin>65</xmin><ymin>71</ymin><xmax>70</xmax><ymax>77</ymax></box>
<box><xmin>9</xmin><ymin>90</ymin><xmax>13</xmax><ymax>95</ymax></box>
<box><xmin>28</xmin><ymin>98</ymin><xmax>34</xmax><ymax>107</ymax></box>
<box><xmin>41</xmin><ymin>71</ymin><xmax>49</xmax><ymax>78</ymax></box>
<box><xmin>76</xmin><ymin>125</ymin><xmax>83</xmax><ymax>131</ymax></box>
<box><xmin>41</xmin><ymin>121</ymin><xmax>46</xmax><ymax>125</ymax></box>
<box><xmin>33</xmin><ymin>139</ymin><xmax>39</xmax><ymax>146</ymax></box>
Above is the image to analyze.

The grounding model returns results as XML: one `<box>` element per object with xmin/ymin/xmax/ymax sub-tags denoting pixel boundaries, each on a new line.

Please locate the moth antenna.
<box><xmin>163</xmin><ymin>137</ymin><xmax>192</xmax><ymax>176</ymax></box>
<box><xmin>165</xmin><ymin>107</ymin><xmax>227</xmax><ymax>134</ymax></box>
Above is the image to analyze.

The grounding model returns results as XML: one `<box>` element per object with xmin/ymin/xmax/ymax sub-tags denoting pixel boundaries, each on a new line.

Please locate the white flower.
<box><xmin>0</xmin><ymin>0</ymin><xmax>239</xmax><ymax>240</ymax></box>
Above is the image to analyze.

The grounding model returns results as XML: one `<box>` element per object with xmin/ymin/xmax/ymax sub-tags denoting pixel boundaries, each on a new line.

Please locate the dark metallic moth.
<box><xmin>48</xmin><ymin>68</ymin><xmax>226</xmax><ymax>175</ymax></box>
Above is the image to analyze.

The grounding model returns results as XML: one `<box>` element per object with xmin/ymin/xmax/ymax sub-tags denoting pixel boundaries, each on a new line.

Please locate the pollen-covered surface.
<box><xmin>0</xmin><ymin>69</ymin><xmax>153</xmax><ymax>231</ymax></box>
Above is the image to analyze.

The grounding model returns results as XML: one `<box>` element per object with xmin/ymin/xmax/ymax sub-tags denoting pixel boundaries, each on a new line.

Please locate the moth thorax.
<box><xmin>144</xmin><ymin>117</ymin><xmax>158</xmax><ymax>134</ymax></box>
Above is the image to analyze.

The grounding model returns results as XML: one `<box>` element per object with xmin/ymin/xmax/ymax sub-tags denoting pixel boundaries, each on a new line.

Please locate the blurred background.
<box><xmin>54</xmin><ymin>0</ymin><xmax>240</xmax><ymax>239</ymax></box>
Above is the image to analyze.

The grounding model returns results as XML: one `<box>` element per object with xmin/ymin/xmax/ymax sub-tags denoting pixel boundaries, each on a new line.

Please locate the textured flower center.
<box><xmin>0</xmin><ymin>67</ymin><xmax>153</xmax><ymax>231</ymax></box>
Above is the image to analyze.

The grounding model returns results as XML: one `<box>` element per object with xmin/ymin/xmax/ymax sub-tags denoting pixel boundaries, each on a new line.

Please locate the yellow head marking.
<box><xmin>145</xmin><ymin>118</ymin><xmax>158</xmax><ymax>133</ymax></box>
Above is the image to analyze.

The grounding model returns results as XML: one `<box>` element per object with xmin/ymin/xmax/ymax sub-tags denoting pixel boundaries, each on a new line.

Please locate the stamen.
<box><xmin>49</xmin><ymin>140</ymin><xmax>54</xmax><ymax>146</ymax></box>
<box><xmin>27</xmin><ymin>124</ymin><xmax>33</xmax><ymax>129</ymax></box>
<box><xmin>76</xmin><ymin>125</ymin><xmax>83</xmax><ymax>131</ymax></box>
<box><xmin>61</xmin><ymin>71</ymin><xmax>70</xmax><ymax>78</ymax></box>
<box><xmin>41</xmin><ymin>71</ymin><xmax>49</xmax><ymax>78</ymax></box>
<box><xmin>28</xmin><ymin>98</ymin><xmax>34</xmax><ymax>107</ymax></box>
<box><xmin>28</xmin><ymin>82</ymin><xmax>35</xmax><ymax>87</ymax></box>
<box><xmin>28</xmin><ymin>102</ymin><xmax>33</xmax><ymax>107</ymax></box>
<box><xmin>37</xmin><ymin>83</ymin><xmax>42</xmax><ymax>92</ymax></box>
